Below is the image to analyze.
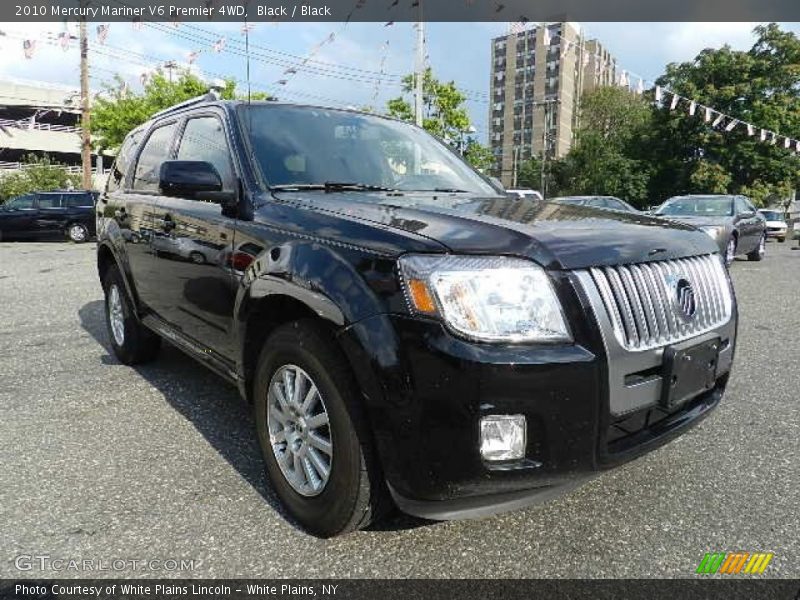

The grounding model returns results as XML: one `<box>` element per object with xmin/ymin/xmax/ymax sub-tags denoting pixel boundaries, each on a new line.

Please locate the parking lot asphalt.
<box><xmin>0</xmin><ymin>240</ymin><xmax>798</xmax><ymax>579</ymax></box>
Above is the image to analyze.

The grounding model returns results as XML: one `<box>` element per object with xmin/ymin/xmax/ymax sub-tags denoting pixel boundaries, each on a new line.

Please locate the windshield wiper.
<box><xmin>271</xmin><ymin>182</ymin><xmax>398</xmax><ymax>193</ymax></box>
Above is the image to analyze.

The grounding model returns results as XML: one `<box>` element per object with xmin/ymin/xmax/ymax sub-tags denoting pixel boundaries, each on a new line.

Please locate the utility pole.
<box><xmin>164</xmin><ymin>60</ymin><xmax>178</xmax><ymax>83</ymax></box>
<box><xmin>79</xmin><ymin>15</ymin><xmax>92</xmax><ymax>191</ymax></box>
<box><xmin>413</xmin><ymin>5</ymin><xmax>425</xmax><ymax>127</ymax></box>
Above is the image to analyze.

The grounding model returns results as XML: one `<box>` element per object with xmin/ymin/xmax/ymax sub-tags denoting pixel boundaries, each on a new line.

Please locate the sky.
<box><xmin>0</xmin><ymin>21</ymin><xmax>798</xmax><ymax>143</ymax></box>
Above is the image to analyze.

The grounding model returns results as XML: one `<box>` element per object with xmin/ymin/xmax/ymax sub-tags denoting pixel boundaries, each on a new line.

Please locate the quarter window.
<box><xmin>177</xmin><ymin>117</ymin><xmax>235</xmax><ymax>190</ymax></box>
<box><xmin>64</xmin><ymin>194</ymin><xmax>92</xmax><ymax>207</ymax></box>
<box><xmin>133</xmin><ymin>122</ymin><xmax>178</xmax><ymax>192</ymax></box>
<box><xmin>7</xmin><ymin>194</ymin><xmax>36</xmax><ymax>209</ymax></box>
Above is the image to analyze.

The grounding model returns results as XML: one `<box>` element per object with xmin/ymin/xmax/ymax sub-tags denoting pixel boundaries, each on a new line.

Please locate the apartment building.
<box><xmin>489</xmin><ymin>22</ymin><xmax>618</xmax><ymax>188</ymax></box>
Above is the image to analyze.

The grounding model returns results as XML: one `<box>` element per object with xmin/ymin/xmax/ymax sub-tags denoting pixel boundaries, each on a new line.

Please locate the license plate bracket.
<box><xmin>661</xmin><ymin>338</ymin><xmax>721</xmax><ymax>409</ymax></box>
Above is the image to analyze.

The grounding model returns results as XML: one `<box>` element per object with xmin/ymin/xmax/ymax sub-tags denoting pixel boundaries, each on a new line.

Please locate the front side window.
<box><xmin>4</xmin><ymin>194</ymin><xmax>36</xmax><ymax>209</ymax></box>
<box><xmin>109</xmin><ymin>129</ymin><xmax>144</xmax><ymax>193</ymax></box>
<box><xmin>177</xmin><ymin>116</ymin><xmax>235</xmax><ymax>190</ymax></box>
<box><xmin>239</xmin><ymin>105</ymin><xmax>497</xmax><ymax>196</ymax></box>
<box><xmin>133</xmin><ymin>122</ymin><xmax>178</xmax><ymax>192</ymax></box>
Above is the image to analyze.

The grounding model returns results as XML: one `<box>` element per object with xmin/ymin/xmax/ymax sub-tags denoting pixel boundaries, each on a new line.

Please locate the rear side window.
<box><xmin>37</xmin><ymin>195</ymin><xmax>62</xmax><ymax>208</ymax></box>
<box><xmin>64</xmin><ymin>194</ymin><xmax>93</xmax><ymax>207</ymax></box>
<box><xmin>108</xmin><ymin>129</ymin><xmax>144</xmax><ymax>193</ymax></box>
<box><xmin>132</xmin><ymin>122</ymin><xmax>178</xmax><ymax>192</ymax></box>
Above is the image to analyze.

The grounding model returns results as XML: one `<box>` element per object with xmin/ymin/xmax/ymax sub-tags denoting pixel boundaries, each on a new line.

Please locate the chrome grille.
<box><xmin>588</xmin><ymin>255</ymin><xmax>733</xmax><ymax>351</ymax></box>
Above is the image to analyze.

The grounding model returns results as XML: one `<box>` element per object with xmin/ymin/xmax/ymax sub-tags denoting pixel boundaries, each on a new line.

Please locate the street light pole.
<box><xmin>79</xmin><ymin>15</ymin><xmax>92</xmax><ymax>191</ymax></box>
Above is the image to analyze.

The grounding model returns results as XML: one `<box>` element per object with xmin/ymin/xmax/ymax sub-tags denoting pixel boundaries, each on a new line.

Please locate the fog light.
<box><xmin>479</xmin><ymin>415</ymin><xmax>526</xmax><ymax>461</ymax></box>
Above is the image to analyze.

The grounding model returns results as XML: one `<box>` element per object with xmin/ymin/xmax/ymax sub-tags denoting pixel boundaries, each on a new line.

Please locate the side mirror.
<box><xmin>159</xmin><ymin>161</ymin><xmax>236</xmax><ymax>206</ymax></box>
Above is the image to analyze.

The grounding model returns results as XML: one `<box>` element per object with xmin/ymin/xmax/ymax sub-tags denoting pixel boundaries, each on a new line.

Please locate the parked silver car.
<box><xmin>654</xmin><ymin>195</ymin><xmax>766</xmax><ymax>265</ymax></box>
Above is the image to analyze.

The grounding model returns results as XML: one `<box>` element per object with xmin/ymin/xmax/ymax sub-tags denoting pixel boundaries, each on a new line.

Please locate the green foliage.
<box><xmin>0</xmin><ymin>155</ymin><xmax>82</xmax><ymax>203</ymax></box>
<box><xmin>689</xmin><ymin>161</ymin><xmax>732</xmax><ymax>194</ymax></box>
<box><xmin>91</xmin><ymin>70</ymin><xmax>270</xmax><ymax>152</ymax></box>
<box><xmin>648</xmin><ymin>23</ymin><xmax>800</xmax><ymax>203</ymax></box>
<box><xmin>463</xmin><ymin>140</ymin><xmax>496</xmax><ymax>172</ymax></box>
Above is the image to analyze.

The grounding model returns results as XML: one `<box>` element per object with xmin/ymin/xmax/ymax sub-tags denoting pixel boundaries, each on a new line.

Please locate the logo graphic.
<box><xmin>675</xmin><ymin>278</ymin><xmax>697</xmax><ymax>320</ymax></box>
<box><xmin>696</xmin><ymin>552</ymin><xmax>774</xmax><ymax>575</ymax></box>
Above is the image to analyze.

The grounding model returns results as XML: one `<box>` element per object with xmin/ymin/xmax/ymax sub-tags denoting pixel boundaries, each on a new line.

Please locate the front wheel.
<box><xmin>102</xmin><ymin>267</ymin><xmax>161</xmax><ymax>365</ymax></box>
<box><xmin>253</xmin><ymin>320</ymin><xmax>389</xmax><ymax>537</ymax></box>
<box><xmin>67</xmin><ymin>223</ymin><xmax>89</xmax><ymax>243</ymax></box>
<box><xmin>747</xmin><ymin>234</ymin><xmax>766</xmax><ymax>262</ymax></box>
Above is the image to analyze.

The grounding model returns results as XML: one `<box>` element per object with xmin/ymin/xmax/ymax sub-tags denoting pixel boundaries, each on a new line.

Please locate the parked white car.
<box><xmin>758</xmin><ymin>209</ymin><xmax>788</xmax><ymax>242</ymax></box>
<box><xmin>506</xmin><ymin>188</ymin><xmax>544</xmax><ymax>201</ymax></box>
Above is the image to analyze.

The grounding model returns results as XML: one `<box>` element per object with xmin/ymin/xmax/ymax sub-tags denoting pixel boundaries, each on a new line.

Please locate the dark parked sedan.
<box><xmin>552</xmin><ymin>195</ymin><xmax>639</xmax><ymax>213</ymax></box>
<box><xmin>0</xmin><ymin>190</ymin><xmax>98</xmax><ymax>242</ymax></box>
<box><xmin>654</xmin><ymin>195</ymin><xmax>766</xmax><ymax>265</ymax></box>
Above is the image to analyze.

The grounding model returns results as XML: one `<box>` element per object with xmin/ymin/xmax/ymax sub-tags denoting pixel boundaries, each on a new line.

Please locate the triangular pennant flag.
<box><xmin>725</xmin><ymin>119</ymin><xmax>737</xmax><ymax>132</ymax></box>
<box><xmin>760</xmin><ymin>129</ymin><xmax>767</xmax><ymax>141</ymax></box>
<box><xmin>58</xmin><ymin>31</ymin><xmax>71</xmax><ymax>52</ymax></box>
<box><xmin>186</xmin><ymin>50</ymin><xmax>201</xmax><ymax>64</ymax></box>
<box><xmin>23</xmin><ymin>40</ymin><xmax>36</xmax><ymax>59</ymax></box>
<box><xmin>212</xmin><ymin>38</ymin><xmax>226</xmax><ymax>52</ymax></box>
<box><xmin>240</xmin><ymin>24</ymin><xmax>255</xmax><ymax>35</ymax></box>
<box><xmin>669</xmin><ymin>93</ymin><xmax>679</xmax><ymax>110</ymax></box>
<box><xmin>96</xmin><ymin>24</ymin><xmax>110</xmax><ymax>45</ymax></box>
<box><xmin>747</xmin><ymin>124</ymin><xmax>755</xmax><ymax>136</ymax></box>
<box><xmin>712</xmin><ymin>113</ymin><xmax>724</xmax><ymax>127</ymax></box>
<box><xmin>689</xmin><ymin>101</ymin><xmax>696</xmax><ymax>116</ymax></box>
<box><xmin>655</xmin><ymin>86</ymin><xmax>663</xmax><ymax>102</ymax></box>
<box><xmin>705</xmin><ymin>107</ymin><xmax>713</xmax><ymax>123</ymax></box>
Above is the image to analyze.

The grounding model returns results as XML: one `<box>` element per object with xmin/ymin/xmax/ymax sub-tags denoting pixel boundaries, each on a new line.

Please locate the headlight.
<box><xmin>699</xmin><ymin>226</ymin><xmax>724</xmax><ymax>239</ymax></box>
<box><xmin>398</xmin><ymin>255</ymin><xmax>571</xmax><ymax>343</ymax></box>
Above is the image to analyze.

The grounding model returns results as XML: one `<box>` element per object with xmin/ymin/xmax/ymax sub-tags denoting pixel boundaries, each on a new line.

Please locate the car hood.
<box><xmin>271</xmin><ymin>192</ymin><xmax>720</xmax><ymax>270</ymax></box>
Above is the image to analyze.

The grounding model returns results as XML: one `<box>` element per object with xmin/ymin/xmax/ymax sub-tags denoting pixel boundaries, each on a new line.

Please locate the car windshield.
<box><xmin>657</xmin><ymin>196</ymin><xmax>734</xmax><ymax>217</ymax></box>
<box><xmin>760</xmin><ymin>211</ymin><xmax>783</xmax><ymax>221</ymax></box>
<box><xmin>239</xmin><ymin>104</ymin><xmax>497</xmax><ymax>196</ymax></box>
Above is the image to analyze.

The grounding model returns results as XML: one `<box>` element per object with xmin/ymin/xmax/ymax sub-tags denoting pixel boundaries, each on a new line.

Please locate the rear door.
<box><xmin>109</xmin><ymin>120</ymin><xmax>180</xmax><ymax>313</ymax></box>
<box><xmin>150</xmin><ymin>112</ymin><xmax>238</xmax><ymax>359</ymax></box>
<box><xmin>734</xmin><ymin>196</ymin><xmax>760</xmax><ymax>252</ymax></box>
<box><xmin>62</xmin><ymin>192</ymin><xmax>96</xmax><ymax>236</ymax></box>
<box><xmin>33</xmin><ymin>193</ymin><xmax>65</xmax><ymax>237</ymax></box>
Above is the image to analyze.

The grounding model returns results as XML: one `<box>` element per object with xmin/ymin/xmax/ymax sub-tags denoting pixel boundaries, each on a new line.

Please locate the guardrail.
<box><xmin>0</xmin><ymin>118</ymin><xmax>82</xmax><ymax>135</ymax></box>
<box><xmin>0</xmin><ymin>161</ymin><xmax>107</xmax><ymax>175</ymax></box>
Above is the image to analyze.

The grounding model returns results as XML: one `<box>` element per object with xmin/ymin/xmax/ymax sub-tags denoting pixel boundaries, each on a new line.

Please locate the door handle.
<box><xmin>161</xmin><ymin>214</ymin><xmax>176</xmax><ymax>232</ymax></box>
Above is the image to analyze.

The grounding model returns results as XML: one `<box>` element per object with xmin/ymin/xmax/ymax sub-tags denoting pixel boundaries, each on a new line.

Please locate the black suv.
<box><xmin>0</xmin><ymin>190</ymin><xmax>97</xmax><ymax>242</ymax></box>
<box><xmin>96</xmin><ymin>93</ymin><xmax>738</xmax><ymax>537</ymax></box>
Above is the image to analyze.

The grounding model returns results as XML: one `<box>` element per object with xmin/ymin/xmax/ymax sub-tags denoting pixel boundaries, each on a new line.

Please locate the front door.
<box><xmin>734</xmin><ymin>197</ymin><xmax>761</xmax><ymax>253</ymax></box>
<box><xmin>150</xmin><ymin>113</ymin><xmax>238</xmax><ymax>360</ymax></box>
<box><xmin>0</xmin><ymin>194</ymin><xmax>38</xmax><ymax>239</ymax></box>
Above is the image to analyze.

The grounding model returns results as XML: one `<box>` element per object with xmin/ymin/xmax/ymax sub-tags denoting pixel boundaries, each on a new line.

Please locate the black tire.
<box><xmin>253</xmin><ymin>320</ymin><xmax>389</xmax><ymax>537</ymax></box>
<box><xmin>188</xmin><ymin>251</ymin><xmax>206</xmax><ymax>264</ymax></box>
<box><xmin>778</xmin><ymin>237</ymin><xmax>785</xmax><ymax>243</ymax></box>
<box><xmin>67</xmin><ymin>223</ymin><xmax>89</xmax><ymax>243</ymax></box>
<box><xmin>102</xmin><ymin>267</ymin><xmax>161</xmax><ymax>365</ymax></box>
<box><xmin>724</xmin><ymin>236</ymin><xmax>737</xmax><ymax>266</ymax></box>
<box><xmin>747</xmin><ymin>234</ymin><xmax>766</xmax><ymax>262</ymax></box>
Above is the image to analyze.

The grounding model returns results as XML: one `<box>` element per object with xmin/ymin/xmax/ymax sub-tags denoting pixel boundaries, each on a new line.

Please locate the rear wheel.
<box><xmin>67</xmin><ymin>223</ymin><xmax>89</xmax><ymax>243</ymax></box>
<box><xmin>102</xmin><ymin>267</ymin><xmax>161</xmax><ymax>365</ymax></box>
<box><xmin>189</xmin><ymin>251</ymin><xmax>206</xmax><ymax>264</ymax></box>
<box><xmin>253</xmin><ymin>320</ymin><xmax>389</xmax><ymax>537</ymax></box>
<box><xmin>747</xmin><ymin>234</ymin><xmax>766</xmax><ymax>261</ymax></box>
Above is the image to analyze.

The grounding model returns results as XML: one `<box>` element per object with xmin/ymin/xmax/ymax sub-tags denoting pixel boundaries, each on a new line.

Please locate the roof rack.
<box><xmin>150</xmin><ymin>80</ymin><xmax>227</xmax><ymax>120</ymax></box>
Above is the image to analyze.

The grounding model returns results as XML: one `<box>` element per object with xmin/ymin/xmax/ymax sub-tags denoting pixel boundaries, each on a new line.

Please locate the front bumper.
<box><xmin>765</xmin><ymin>227</ymin><xmax>787</xmax><ymax>239</ymax></box>
<box><xmin>339</xmin><ymin>269</ymin><xmax>737</xmax><ymax>520</ymax></box>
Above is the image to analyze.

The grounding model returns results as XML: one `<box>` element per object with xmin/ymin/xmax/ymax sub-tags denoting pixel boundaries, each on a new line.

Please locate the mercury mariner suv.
<box><xmin>96</xmin><ymin>91</ymin><xmax>737</xmax><ymax>537</ymax></box>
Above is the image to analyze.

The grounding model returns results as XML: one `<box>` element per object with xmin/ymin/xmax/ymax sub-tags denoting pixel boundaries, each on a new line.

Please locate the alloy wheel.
<box><xmin>69</xmin><ymin>224</ymin><xmax>87</xmax><ymax>242</ymax></box>
<box><xmin>107</xmin><ymin>284</ymin><xmax>125</xmax><ymax>346</ymax></box>
<box><xmin>266</xmin><ymin>364</ymin><xmax>333</xmax><ymax>497</ymax></box>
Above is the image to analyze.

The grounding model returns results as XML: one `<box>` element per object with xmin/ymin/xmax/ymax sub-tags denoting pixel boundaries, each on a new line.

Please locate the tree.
<box><xmin>0</xmin><ymin>155</ymin><xmax>82</xmax><ymax>203</ymax></box>
<box><xmin>91</xmin><ymin>70</ymin><xmax>270</xmax><ymax>152</ymax></box>
<box><xmin>386</xmin><ymin>68</ymin><xmax>494</xmax><ymax>171</ymax></box>
<box><xmin>463</xmin><ymin>140</ymin><xmax>496</xmax><ymax>173</ymax></box>
<box><xmin>647</xmin><ymin>23</ymin><xmax>800</xmax><ymax>205</ymax></box>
